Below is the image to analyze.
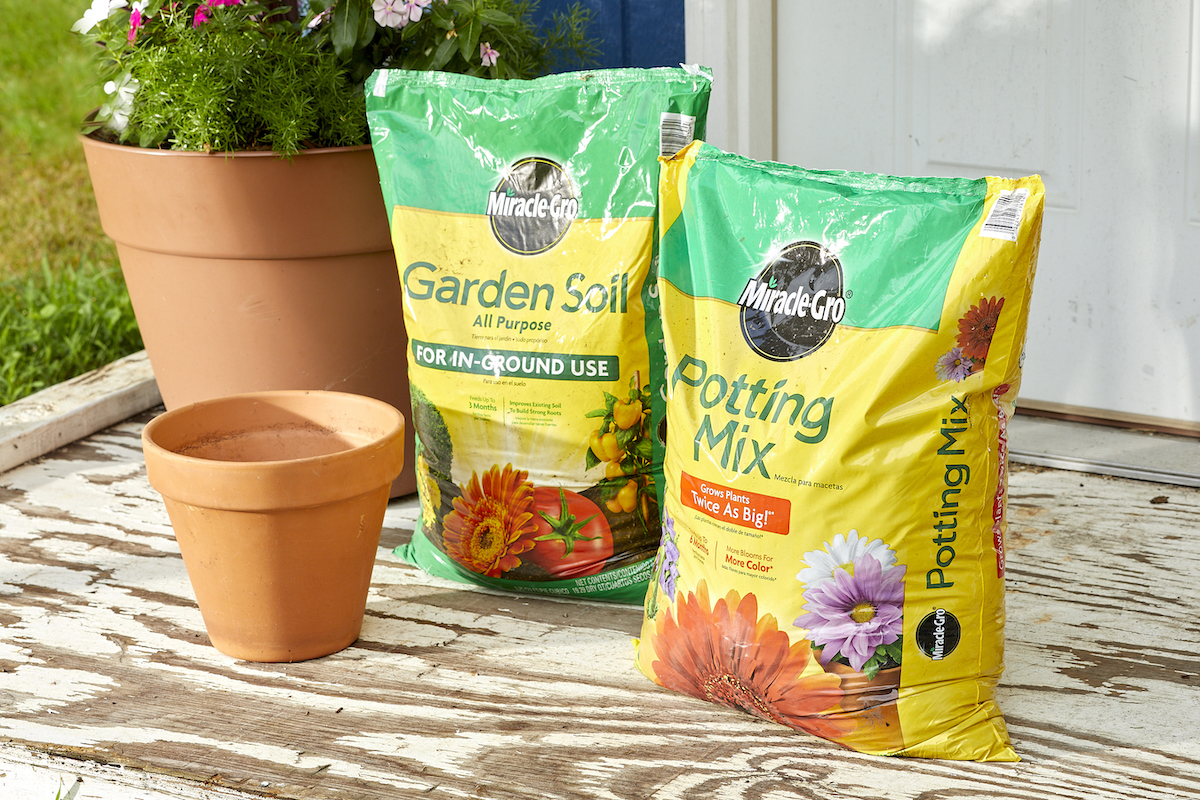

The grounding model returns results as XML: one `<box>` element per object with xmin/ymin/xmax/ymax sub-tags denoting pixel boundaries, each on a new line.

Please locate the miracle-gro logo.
<box><xmin>738</xmin><ymin>241</ymin><xmax>847</xmax><ymax>361</ymax></box>
<box><xmin>486</xmin><ymin>190</ymin><xmax>579</xmax><ymax>221</ymax></box>
<box><xmin>488</xmin><ymin>157</ymin><xmax>578</xmax><ymax>256</ymax></box>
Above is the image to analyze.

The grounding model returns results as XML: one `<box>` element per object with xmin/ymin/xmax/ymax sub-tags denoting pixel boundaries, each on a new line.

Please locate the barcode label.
<box><xmin>979</xmin><ymin>188</ymin><xmax>1030</xmax><ymax>242</ymax></box>
<box><xmin>660</xmin><ymin>112</ymin><xmax>696</xmax><ymax>158</ymax></box>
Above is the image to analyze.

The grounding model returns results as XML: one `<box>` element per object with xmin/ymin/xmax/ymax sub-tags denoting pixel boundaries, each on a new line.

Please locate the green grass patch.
<box><xmin>0</xmin><ymin>151</ymin><xmax>116</xmax><ymax>281</ymax></box>
<box><xmin>0</xmin><ymin>0</ymin><xmax>99</xmax><ymax>154</ymax></box>
<box><xmin>0</xmin><ymin>0</ymin><xmax>114</xmax><ymax>281</ymax></box>
<box><xmin>0</xmin><ymin>0</ymin><xmax>141</xmax><ymax>405</ymax></box>
<box><xmin>0</xmin><ymin>255</ymin><xmax>142</xmax><ymax>406</ymax></box>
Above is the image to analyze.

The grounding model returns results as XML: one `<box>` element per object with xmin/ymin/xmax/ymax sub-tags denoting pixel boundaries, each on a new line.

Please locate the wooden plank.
<box><xmin>0</xmin><ymin>350</ymin><xmax>160</xmax><ymax>477</ymax></box>
<box><xmin>1009</xmin><ymin>415</ymin><xmax>1200</xmax><ymax>486</ymax></box>
<box><xmin>0</xmin><ymin>413</ymin><xmax>1198</xmax><ymax>799</ymax></box>
<box><xmin>0</xmin><ymin>744</ymin><xmax>260</xmax><ymax>799</ymax></box>
<box><xmin>1016</xmin><ymin>399</ymin><xmax>1200</xmax><ymax>437</ymax></box>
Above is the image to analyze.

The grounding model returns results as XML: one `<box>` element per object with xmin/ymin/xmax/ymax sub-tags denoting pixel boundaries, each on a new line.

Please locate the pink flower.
<box><xmin>127</xmin><ymin>1</ymin><xmax>148</xmax><ymax>42</ymax></box>
<box><xmin>480</xmin><ymin>41</ymin><xmax>499</xmax><ymax>67</ymax></box>
<box><xmin>307</xmin><ymin>7</ymin><xmax>331</xmax><ymax>28</ymax></box>
<box><xmin>193</xmin><ymin>0</ymin><xmax>240</xmax><ymax>27</ymax></box>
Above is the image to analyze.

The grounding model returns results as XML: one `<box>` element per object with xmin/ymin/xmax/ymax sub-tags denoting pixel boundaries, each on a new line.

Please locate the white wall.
<box><xmin>686</xmin><ymin>0</ymin><xmax>1200</xmax><ymax>429</ymax></box>
<box><xmin>684</xmin><ymin>0</ymin><xmax>775</xmax><ymax>160</ymax></box>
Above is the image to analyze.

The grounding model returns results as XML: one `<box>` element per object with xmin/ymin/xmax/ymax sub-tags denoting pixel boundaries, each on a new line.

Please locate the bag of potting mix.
<box><xmin>634</xmin><ymin>141</ymin><xmax>1044</xmax><ymax>760</ymax></box>
<box><xmin>366</xmin><ymin>67</ymin><xmax>711</xmax><ymax>602</ymax></box>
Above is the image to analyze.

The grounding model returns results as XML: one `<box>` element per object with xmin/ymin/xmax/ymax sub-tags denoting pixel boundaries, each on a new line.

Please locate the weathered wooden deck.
<box><xmin>1</xmin><ymin>393</ymin><xmax>1199</xmax><ymax>798</ymax></box>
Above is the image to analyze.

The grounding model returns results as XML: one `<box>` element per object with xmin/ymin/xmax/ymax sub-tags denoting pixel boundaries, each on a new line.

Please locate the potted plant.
<box><xmin>72</xmin><ymin>0</ymin><xmax>599</xmax><ymax>496</ymax></box>
<box><xmin>791</xmin><ymin>529</ymin><xmax>907</xmax><ymax>750</ymax></box>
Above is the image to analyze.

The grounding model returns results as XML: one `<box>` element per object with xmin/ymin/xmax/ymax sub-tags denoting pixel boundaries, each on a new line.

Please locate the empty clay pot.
<box><xmin>142</xmin><ymin>390</ymin><xmax>405</xmax><ymax>662</ymax></box>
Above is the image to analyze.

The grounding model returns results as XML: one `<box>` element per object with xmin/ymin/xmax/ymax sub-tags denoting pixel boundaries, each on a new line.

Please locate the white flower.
<box><xmin>407</xmin><ymin>0</ymin><xmax>431</xmax><ymax>23</ymax></box>
<box><xmin>100</xmin><ymin>71</ymin><xmax>139</xmax><ymax>133</ymax></box>
<box><xmin>372</xmin><ymin>0</ymin><xmax>407</xmax><ymax>28</ymax></box>
<box><xmin>795</xmin><ymin>529</ymin><xmax>899</xmax><ymax>587</ymax></box>
<box><xmin>72</xmin><ymin>0</ymin><xmax>129</xmax><ymax>34</ymax></box>
<box><xmin>98</xmin><ymin>98</ymin><xmax>130</xmax><ymax>133</ymax></box>
<box><xmin>103</xmin><ymin>71</ymin><xmax>138</xmax><ymax>105</ymax></box>
<box><xmin>373</xmin><ymin>0</ymin><xmax>430</xmax><ymax>28</ymax></box>
<box><xmin>307</xmin><ymin>7</ymin><xmax>331</xmax><ymax>28</ymax></box>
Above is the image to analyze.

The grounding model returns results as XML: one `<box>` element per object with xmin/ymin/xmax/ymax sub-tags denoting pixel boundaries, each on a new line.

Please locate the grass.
<box><xmin>0</xmin><ymin>258</ymin><xmax>142</xmax><ymax>405</ymax></box>
<box><xmin>0</xmin><ymin>0</ymin><xmax>111</xmax><ymax>275</ymax></box>
<box><xmin>0</xmin><ymin>0</ymin><xmax>142</xmax><ymax>405</ymax></box>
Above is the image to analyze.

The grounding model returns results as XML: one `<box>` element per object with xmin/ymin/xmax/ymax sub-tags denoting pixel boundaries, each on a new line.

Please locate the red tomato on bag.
<box><xmin>526</xmin><ymin>487</ymin><xmax>614</xmax><ymax>578</ymax></box>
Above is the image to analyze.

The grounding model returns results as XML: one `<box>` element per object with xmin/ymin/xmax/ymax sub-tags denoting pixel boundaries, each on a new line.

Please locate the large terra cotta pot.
<box><xmin>79</xmin><ymin>134</ymin><xmax>415</xmax><ymax>497</ymax></box>
<box><xmin>141</xmin><ymin>390</ymin><xmax>405</xmax><ymax>662</ymax></box>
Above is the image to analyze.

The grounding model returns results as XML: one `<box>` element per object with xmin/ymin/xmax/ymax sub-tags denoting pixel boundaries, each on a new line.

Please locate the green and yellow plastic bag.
<box><xmin>366</xmin><ymin>68</ymin><xmax>711</xmax><ymax>602</ymax></box>
<box><xmin>635</xmin><ymin>141</ymin><xmax>1043</xmax><ymax>760</ymax></box>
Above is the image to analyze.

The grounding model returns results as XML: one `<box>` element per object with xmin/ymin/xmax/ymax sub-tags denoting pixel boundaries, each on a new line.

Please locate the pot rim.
<box><xmin>77</xmin><ymin>130</ymin><xmax>374</xmax><ymax>159</ymax></box>
<box><xmin>143</xmin><ymin>389</ymin><xmax>404</xmax><ymax>468</ymax></box>
<box><xmin>142</xmin><ymin>389</ymin><xmax>406</xmax><ymax>511</ymax></box>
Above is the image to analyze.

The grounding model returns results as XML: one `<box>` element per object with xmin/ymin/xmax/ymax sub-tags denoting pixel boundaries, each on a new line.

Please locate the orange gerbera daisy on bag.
<box><xmin>442</xmin><ymin>464</ymin><xmax>537</xmax><ymax>577</ymax></box>
<box><xmin>649</xmin><ymin>580</ymin><xmax>855</xmax><ymax>742</ymax></box>
<box><xmin>956</xmin><ymin>296</ymin><xmax>1005</xmax><ymax>360</ymax></box>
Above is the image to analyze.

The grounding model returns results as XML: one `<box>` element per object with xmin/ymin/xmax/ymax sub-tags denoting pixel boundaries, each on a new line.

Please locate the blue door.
<box><xmin>533</xmin><ymin>0</ymin><xmax>686</xmax><ymax>69</ymax></box>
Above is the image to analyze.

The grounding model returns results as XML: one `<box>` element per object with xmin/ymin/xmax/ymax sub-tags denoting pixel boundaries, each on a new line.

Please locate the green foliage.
<box><xmin>312</xmin><ymin>0</ymin><xmax>601</xmax><ymax>83</ymax></box>
<box><xmin>0</xmin><ymin>257</ymin><xmax>143</xmax><ymax>406</ymax></box>
<box><xmin>83</xmin><ymin>1</ymin><xmax>369</xmax><ymax>153</ymax></box>
<box><xmin>74</xmin><ymin>0</ymin><xmax>601</xmax><ymax>155</ymax></box>
<box><xmin>525</xmin><ymin>1</ymin><xmax>603</xmax><ymax>77</ymax></box>
<box><xmin>0</xmin><ymin>1</ymin><xmax>141</xmax><ymax>406</ymax></box>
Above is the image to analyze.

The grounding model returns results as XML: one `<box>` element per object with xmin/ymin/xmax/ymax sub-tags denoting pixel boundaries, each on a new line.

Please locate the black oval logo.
<box><xmin>916</xmin><ymin>608</ymin><xmax>961</xmax><ymax>661</ymax></box>
<box><xmin>487</xmin><ymin>157</ymin><xmax>578</xmax><ymax>255</ymax></box>
<box><xmin>738</xmin><ymin>241</ymin><xmax>846</xmax><ymax>361</ymax></box>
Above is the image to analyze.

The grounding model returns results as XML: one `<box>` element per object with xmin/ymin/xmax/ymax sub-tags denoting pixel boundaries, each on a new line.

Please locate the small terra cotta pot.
<box><xmin>142</xmin><ymin>390</ymin><xmax>405</xmax><ymax>662</ymax></box>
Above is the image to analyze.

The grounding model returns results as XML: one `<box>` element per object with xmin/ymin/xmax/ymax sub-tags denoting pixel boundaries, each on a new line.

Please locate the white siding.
<box><xmin>686</xmin><ymin>0</ymin><xmax>1200</xmax><ymax>427</ymax></box>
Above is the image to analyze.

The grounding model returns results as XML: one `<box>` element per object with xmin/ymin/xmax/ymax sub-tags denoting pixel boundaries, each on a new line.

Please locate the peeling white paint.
<box><xmin>0</xmin><ymin>666</ymin><xmax>116</xmax><ymax>713</ymax></box>
<box><xmin>1</xmin><ymin>420</ymin><xmax>1199</xmax><ymax>799</ymax></box>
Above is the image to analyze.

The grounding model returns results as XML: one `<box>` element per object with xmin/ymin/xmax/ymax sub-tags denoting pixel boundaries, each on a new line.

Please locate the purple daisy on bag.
<box><xmin>794</xmin><ymin>555</ymin><xmax>906</xmax><ymax>672</ymax></box>
<box><xmin>657</xmin><ymin>512</ymin><xmax>680</xmax><ymax>600</ymax></box>
<box><xmin>935</xmin><ymin>346</ymin><xmax>975</xmax><ymax>382</ymax></box>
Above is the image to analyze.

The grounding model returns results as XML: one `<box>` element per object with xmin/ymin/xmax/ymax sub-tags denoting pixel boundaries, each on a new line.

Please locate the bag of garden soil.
<box><xmin>366</xmin><ymin>67</ymin><xmax>711</xmax><ymax>602</ymax></box>
<box><xmin>635</xmin><ymin>141</ymin><xmax>1043</xmax><ymax>760</ymax></box>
